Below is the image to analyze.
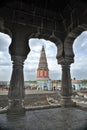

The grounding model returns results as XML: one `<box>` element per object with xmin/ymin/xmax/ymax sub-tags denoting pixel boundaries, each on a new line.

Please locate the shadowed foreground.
<box><xmin>0</xmin><ymin>108</ymin><xmax>87</xmax><ymax>130</ymax></box>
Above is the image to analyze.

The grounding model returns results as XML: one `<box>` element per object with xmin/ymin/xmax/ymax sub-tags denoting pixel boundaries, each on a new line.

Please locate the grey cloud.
<box><xmin>49</xmin><ymin>71</ymin><xmax>61</xmax><ymax>80</ymax></box>
<box><xmin>0</xmin><ymin>63</ymin><xmax>11</xmax><ymax>66</ymax></box>
<box><xmin>0</xmin><ymin>32</ymin><xmax>87</xmax><ymax>81</ymax></box>
<box><xmin>0</xmin><ymin>34</ymin><xmax>11</xmax><ymax>52</ymax></box>
<box><xmin>24</xmin><ymin>69</ymin><xmax>36</xmax><ymax>81</ymax></box>
<box><xmin>71</xmin><ymin>68</ymin><xmax>87</xmax><ymax>80</ymax></box>
<box><xmin>73</xmin><ymin>31</ymin><xmax>87</xmax><ymax>55</ymax></box>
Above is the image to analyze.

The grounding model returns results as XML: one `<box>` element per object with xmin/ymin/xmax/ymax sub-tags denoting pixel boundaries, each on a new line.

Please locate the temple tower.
<box><xmin>37</xmin><ymin>46</ymin><xmax>52</xmax><ymax>90</ymax></box>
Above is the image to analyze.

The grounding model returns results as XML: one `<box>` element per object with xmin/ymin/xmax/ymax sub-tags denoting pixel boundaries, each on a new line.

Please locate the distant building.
<box><xmin>37</xmin><ymin>46</ymin><xmax>52</xmax><ymax>90</ymax></box>
<box><xmin>24</xmin><ymin>81</ymin><xmax>37</xmax><ymax>90</ymax></box>
<box><xmin>0</xmin><ymin>81</ymin><xmax>9</xmax><ymax>87</ymax></box>
<box><xmin>52</xmin><ymin>80</ymin><xmax>61</xmax><ymax>90</ymax></box>
<box><xmin>0</xmin><ymin>81</ymin><xmax>9</xmax><ymax>90</ymax></box>
<box><xmin>72</xmin><ymin>78</ymin><xmax>82</xmax><ymax>90</ymax></box>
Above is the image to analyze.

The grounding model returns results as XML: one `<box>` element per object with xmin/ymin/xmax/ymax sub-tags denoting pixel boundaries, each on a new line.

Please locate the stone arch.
<box><xmin>58</xmin><ymin>24</ymin><xmax>87</xmax><ymax>107</ymax></box>
<box><xmin>1</xmin><ymin>0</ymin><xmax>87</xmax><ymax>112</ymax></box>
<box><xmin>28</xmin><ymin>30</ymin><xmax>63</xmax><ymax>73</ymax></box>
<box><xmin>64</xmin><ymin>24</ymin><xmax>87</xmax><ymax>64</ymax></box>
<box><xmin>29</xmin><ymin>29</ymin><xmax>63</xmax><ymax>44</ymax></box>
<box><xmin>0</xmin><ymin>17</ymin><xmax>12</xmax><ymax>38</ymax></box>
<box><xmin>29</xmin><ymin>30</ymin><xmax>64</xmax><ymax>64</ymax></box>
<box><xmin>27</xmin><ymin>38</ymin><xmax>61</xmax><ymax>78</ymax></box>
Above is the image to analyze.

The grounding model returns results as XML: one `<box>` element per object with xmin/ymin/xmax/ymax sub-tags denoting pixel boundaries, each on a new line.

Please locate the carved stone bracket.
<box><xmin>0</xmin><ymin>17</ymin><xmax>12</xmax><ymax>37</ymax></box>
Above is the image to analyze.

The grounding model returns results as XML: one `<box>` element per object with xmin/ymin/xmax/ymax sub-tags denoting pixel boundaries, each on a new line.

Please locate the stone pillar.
<box><xmin>56</xmin><ymin>38</ymin><xmax>76</xmax><ymax>107</ymax></box>
<box><xmin>61</xmin><ymin>64</ymin><xmax>72</xmax><ymax>96</ymax></box>
<box><xmin>8</xmin><ymin>55</ymin><xmax>26</xmax><ymax>113</ymax></box>
<box><xmin>7</xmin><ymin>25</ymin><xmax>30</xmax><ymax>113</ymax></box>
<box><xmin>60</xmin><ymin>63</ymin><xmax>76</xmax><ymax>107</ymax></box>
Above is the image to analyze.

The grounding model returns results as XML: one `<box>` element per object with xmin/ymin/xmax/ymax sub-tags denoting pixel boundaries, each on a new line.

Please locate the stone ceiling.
<box><xmin>0</xmin><ymin>0</ymin><xmax>87</xmax><ymax>57</ymax></box>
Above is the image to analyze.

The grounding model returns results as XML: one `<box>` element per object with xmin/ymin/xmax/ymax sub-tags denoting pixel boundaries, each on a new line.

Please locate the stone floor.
<box><xmin>0</xmin><ymin>107</ymin><xmax>87</xmax><ymax>130</ymax></box>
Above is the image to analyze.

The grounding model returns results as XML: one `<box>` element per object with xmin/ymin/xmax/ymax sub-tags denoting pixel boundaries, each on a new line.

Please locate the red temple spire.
<box><xmin>37</xmin><ymin>46</ymin><xmax>49</xmax><ymax>80</ymax></box>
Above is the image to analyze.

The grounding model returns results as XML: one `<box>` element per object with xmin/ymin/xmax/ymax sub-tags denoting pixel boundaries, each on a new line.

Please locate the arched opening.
<box><xmin>24</xmin><ymin>38</ymin><xmax>61</xmax><ymax>106</ymax></box>
<box><xmin>72</xmin><ymin>31</ymin><xmax>87</xmax><ymax>79</ymax></box>
<box><xmin>24</xmin><ymin>38</ymin><xmax>61</xmax><ymax>80</ymax></box>
<box><xmin>71</xmin><ymin>31</ymin><xmax>87</xmax><ymax>90</ymax></box>
<box><xmin>0</xmin><ymin>32</ymin><xmax>12</xmax><ymax>89</ymax></box>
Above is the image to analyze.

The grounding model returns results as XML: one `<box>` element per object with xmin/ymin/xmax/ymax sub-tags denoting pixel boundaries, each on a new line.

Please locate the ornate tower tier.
<box><xmin>37</xmin><ymin>46</ymin><xmax>49</xmax><ymax>80</ymax></box>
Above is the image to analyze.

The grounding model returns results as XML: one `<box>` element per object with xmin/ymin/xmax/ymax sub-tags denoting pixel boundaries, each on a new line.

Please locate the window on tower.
<box><xmin>40</xmin><ymin>70</ymin><xmax>43</xmax><ymax>77</ymax></box>
<box><xmin>44</xmin><ymin>71</ymin><xmax>47</xmax><ymax>77</ymax></box>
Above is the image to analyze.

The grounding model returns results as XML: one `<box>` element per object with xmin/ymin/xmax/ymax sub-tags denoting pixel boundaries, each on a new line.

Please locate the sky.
<box><xmin>0</xmin><ymin>31</ymin><xmax>87</xmax><ymax>81</ymax></box>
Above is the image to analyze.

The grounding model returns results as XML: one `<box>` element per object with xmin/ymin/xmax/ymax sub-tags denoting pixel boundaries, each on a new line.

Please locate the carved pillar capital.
<box><xmin>11</xmin><ymin>55</ymin><xmax>26</xmax><ymax>69</ymax></box>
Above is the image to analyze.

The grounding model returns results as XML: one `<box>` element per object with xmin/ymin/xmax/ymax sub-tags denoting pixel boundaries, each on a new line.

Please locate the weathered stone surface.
<box><xmin>0</xmin><ymin>0</ymin><xmax>87</xmax><ymax>111</ymax></box>
<box><xmin>0</xmin><ymin>108</ymin><xmax>87</xmax><ymax>130</ymax></box>
<box><xmin>8</xmin><ymin>56</ymin><xmax>26</xmax><ymax>113</ymax></box>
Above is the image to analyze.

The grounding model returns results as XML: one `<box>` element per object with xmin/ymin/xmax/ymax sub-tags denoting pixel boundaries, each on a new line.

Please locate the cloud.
<box><xmin>29</xmin><ymin>38</ymin><xmax>43</xmax><ymax>52</ymax></box>
<box><xmin>49</xmin><ymin>69</ymin><xmax>61</xmax><ymax>80</ymax></box>
<box><xmin>28</xmin><ymin>39</ymin><xmax>57</xmax><ymax>67</ymax></box>
<box><xmin>73</xmin><ymin>31</ymin><xmax>87</xmax><ymax>55</ymax></box>
<box><xmin>0</xmin><ymin>66</ymin><xmax>12</xmax><ymax>81</ymax></box>
<box><xmin>0</xmin><ymin>50</ymin><xmax>11</xmax><ymax>66</ymax></box>
<box><xmin>0</xmin><ymin>33</ymin><xmax>12</xmax><ymax>81</ymax></box>
<box><xmin>0</xmin><ymin>31</ymin><xmax>87</xmax><ymax>81</ymax></box>
<box><xmin>0</xmin><ymin>32</ymin><xmax>11</xmax><ymax>52</ymax></box>
<box><xmin>24</xmin><ymin>38</ymin><xmax>58</xmax><ymax>80</ymax></box>
<box><xmin>24</xmin><ymin>68</ymin><xmax>37</xmax><ymax>80</ymax></box>
<box><xmin>71</xmin><ymin>31</ymin><xmax>87</xmax><ymax>79</ymax></box>
<box><xmin>0</xmin><ymin>32</ymin><xmax>11</xmax><ymax>66</ymax></box>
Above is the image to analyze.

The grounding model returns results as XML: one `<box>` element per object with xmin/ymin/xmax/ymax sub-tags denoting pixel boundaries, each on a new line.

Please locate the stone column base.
<box><xmin>60</xmin><ymin>96</ymin><xmax>76</xmax><ymax>107</ymax></box>
<box><xmin>7</xmin><ymin>99</ymin><xmax>25</xmax><ymax>114</ymax></box>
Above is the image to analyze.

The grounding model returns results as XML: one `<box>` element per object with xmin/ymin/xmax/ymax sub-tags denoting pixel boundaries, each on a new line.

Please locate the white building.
<box><xmin>72</xmin><ymin>79</ymin><xmax>82</xmax><ymax>90</ymax></box>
